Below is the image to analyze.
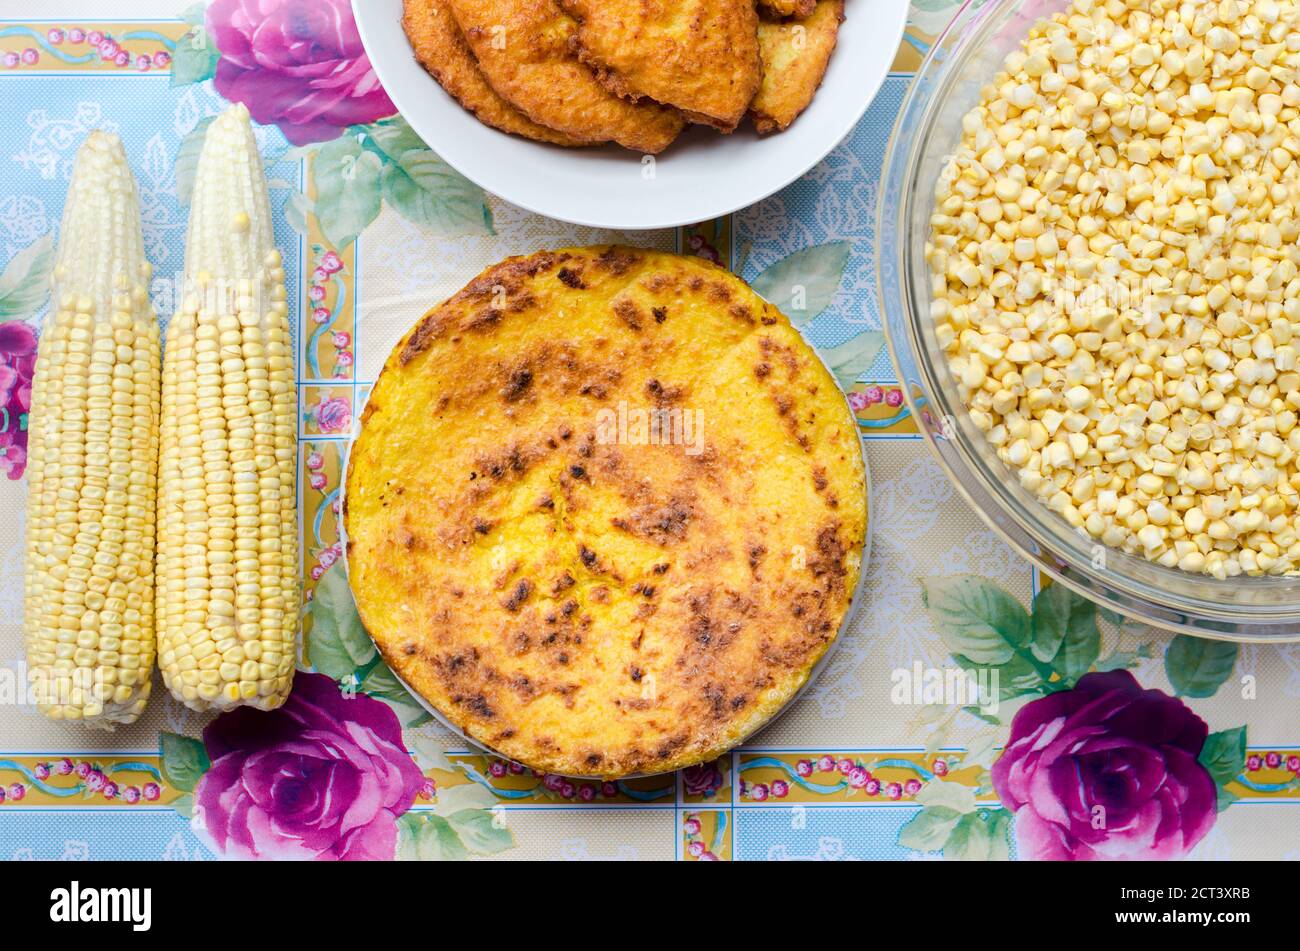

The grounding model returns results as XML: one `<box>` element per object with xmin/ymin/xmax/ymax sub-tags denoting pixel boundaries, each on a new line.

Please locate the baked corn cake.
<box><xmin>344</xmin><ymin>247</ymin><xmax>867</xmax><ymax>777</ymax></box>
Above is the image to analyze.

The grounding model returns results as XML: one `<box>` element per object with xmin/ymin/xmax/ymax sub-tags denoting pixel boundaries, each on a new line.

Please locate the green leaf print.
<box><xmin>382</xmin><ymin>150</ymin><xmax>494</xmax><ymax>236</ymax></box>
<box><xmin>308</xmin><ymin>563</ymin><xmax>376</xmax><ymax>679</ymax></box>
<box><xmin>397</xmin><ymin>814</ymin><xmax>468</xmax><ymax>861</ymax></box>
<box><xmin>914</xmin><ymin>780</ymin><xmax>978</xmax><ymax>814</ymax></box>
<box><xmin>171</xmin><ymin>26</ymin><xmax>220</xmax><ymax>88</ymax></box>
<box><xmin>819</xmin><ymin>331</ymin><xmax>886</xmax><ymax>390</ymax></box>
<box><xmin>923</xmin><ymin>576</ymin><xmax>1031</xmax><ymax>666</ymax></box>
<box><xmin>360</xmin><ymin>662</ymin><xmax>433</xmax><ymax>728</ymax></box>
<box><xmin>1164</xmin><ymin>635</ymin><xmax>1238</xmax><ymax>698</ymax></box>
<box><xmin>159</xmin><ymin>733</ymin><xmax>210</xmax><ymax>793</ymax></box>
<box><xmin>395</xmin><ymin>808</ymin><xmax>512</xmax><ymax>860</ymax></box>
<box><xmin>898</xmin><ymin>806</ymin><xmax>963</xmax><ymax>852</ymax></box>
<box><xmin>446</xmin><ymin>808</ymin><xmax>514</xmax><ymax>854</ymax></box>
<box><xmin>751</xmin><ymin>241</ymin><xmax>850</xmax><ymax>324</ymax></box>
<box><xmin>0</xmin><ymin>235</ymin><xmax>54</xmax><ymax>320</ymax></box>
<box><xmin>944</xmin><ymin>811</ymin><xmax>1011</xmax><ymax>861</ymax></box>
<box><xmin>1030</xmin><ymin>583</ymin><xmax>1100</xmax><ymax>684</ymax></box>
<box><xmin>311</xmin><ymin>136</ymin><xmax>384</xmax><ymax>250</ymax></box>
<box><xmin>178</xmin><ymin>2</ymin><xmax>208</xmax><ymax>26</ymax></box>
<box><xmin>363</xmin><ymin>115</ymin><xmax>431</xmax><ymax>164</ymax></box>
<box><xmin>1198</xmin><ymin>726</ymin><xmax>1247</xmax><ymax>808</ymax></box>
<box><xmin>362</xmin><ymin>116</ymin><xmax>494</xmax><ymax>236</ymax></box>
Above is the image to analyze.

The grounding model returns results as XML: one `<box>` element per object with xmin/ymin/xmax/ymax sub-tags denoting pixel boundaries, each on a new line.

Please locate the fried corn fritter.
<box><xmin>759</xmin><ymin>0</ymin><xmax>816</xmax><ymax>15</ymax></box>
<box><xmin>558</xmin><ymin>0</ymin><xmax>762</xmax><ymax>132</ymax></box>
<box><xmin>402</xmin><ymin>0</ymin><xmax>590</xmax><ymax>146</ymax></box>
<box><xmin>444</xmin><ymin>0</ymin><xmax>684</xmax><ymax>153</ymax></box>
<box><xmin>345</xmin><ymin>247</ymin><xmax>867</xmax><ymax>778</ymax></box>
<box><xmin>760</xmin><ymin>0</ymin><xmax>818</xmax><ymax>15</ymax></box>
<box><xmin>751</xmin><ymin>0</ymin><xmax>845</xmax><ymax>135</ymax></box>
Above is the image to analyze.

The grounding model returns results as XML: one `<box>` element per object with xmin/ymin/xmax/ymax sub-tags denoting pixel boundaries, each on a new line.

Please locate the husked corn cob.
<box><xmin>24</xmin><ymin>132</ymin><xmax>161</xmax><ymax>727</ymax></box>
<box><xmin>157</xmin><ymin>104</ymin><xmax>298</xmax><ymax>712</ymax></box>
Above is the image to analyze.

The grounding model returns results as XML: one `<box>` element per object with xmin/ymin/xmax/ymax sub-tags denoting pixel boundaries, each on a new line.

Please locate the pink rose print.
<box><xmin>682</xmin><ymin>761</ymin><xmax>723</xmax><ymax>798</ymax></box>
<box><xmin>193</xmin><ymin>672</ymin><xmax>424</xmax><ymax>860</ymax></box>
<box><xmin>992</xmin><ymin>670</ymin><xmax>1217</xmax><ymax>861</ymax></box>
<box><xmin>313</xmin><ymin>395</ymin><xmax>352</xmax><ymax>434</ymax></box>
<box><xmin>0</xmin><ymin>321</ymin><xmax>38</xmax><ymax>479</ymax></box>
<box><xmin>206</xmin><ymin>0</ymin><xmax>397</xmax><ymax>145</ymax></box>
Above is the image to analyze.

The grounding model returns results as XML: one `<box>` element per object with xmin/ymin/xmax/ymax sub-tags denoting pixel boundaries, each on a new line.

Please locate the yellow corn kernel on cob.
<box><xmin>24</xmin><ymin>132</ymin><xmax>161</xmax><ymax>727</ymax></box>
<box><xmin>157</xmin><ymin>104</ymin><xmax>298</xmax><ymax>712</ymax></box>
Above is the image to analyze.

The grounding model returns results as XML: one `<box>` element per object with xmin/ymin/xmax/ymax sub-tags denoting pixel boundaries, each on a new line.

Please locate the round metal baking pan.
<box><xmin>337</xmin><ymin>289</ymin><xmax>873</xmax><ymax>779</ymax></box>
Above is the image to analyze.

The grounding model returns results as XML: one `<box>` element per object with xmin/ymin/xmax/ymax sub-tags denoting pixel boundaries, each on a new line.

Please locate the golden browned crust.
<box><xmin>443</xmin><ymin>0</ymin><xmax>685</xmax><ymax>153</ymax></box>
<box><xmin>761</xmin><ymin>0</ymin><xmax>818</xmax><ymax>16</ymax></box>
<box><xmin>402</xmin><ymin>0</ymin><xmax>591</xmax><ymax>147</ymax></box>
<box><xmin>557</xmin><ymin>0</ymin><xmax>763</xmax><ymax>133</ymax></box>
<box><xmin>345</xmin><ymin>247</ymin><xmax>867</xmax><ymax>778</ymax></box>
<box><xmin>751</xmin><ymin>0</ymin><xmax>845</xmax><ymax>135</ymax></box>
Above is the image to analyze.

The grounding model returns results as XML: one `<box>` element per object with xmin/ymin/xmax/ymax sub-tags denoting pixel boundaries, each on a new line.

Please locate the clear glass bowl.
<box><xmin>877</xmin><ymin>0</ymin><xmax>1300</xmax><ymax>640</ymax></box>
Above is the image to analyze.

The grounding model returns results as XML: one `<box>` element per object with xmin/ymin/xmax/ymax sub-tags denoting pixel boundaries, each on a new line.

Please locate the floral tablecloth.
<box><xmin>0</xmin><ymin>0</ymin><xmax>1295</xmax><ymax>862</ymax></box>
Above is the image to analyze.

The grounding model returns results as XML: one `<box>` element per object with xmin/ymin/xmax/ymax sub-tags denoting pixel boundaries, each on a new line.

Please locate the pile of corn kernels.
<box><xmin>928</xmin><ymin>0</ymin><xmax>1300</xmax><ymax>578</ymax></box>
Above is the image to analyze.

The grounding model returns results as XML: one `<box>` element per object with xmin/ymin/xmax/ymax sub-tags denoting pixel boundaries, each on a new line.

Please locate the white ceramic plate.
<box><xmin>353</xmin><ymin>0</ymin><xmax>910</xmax><ymax>230</ymax></box>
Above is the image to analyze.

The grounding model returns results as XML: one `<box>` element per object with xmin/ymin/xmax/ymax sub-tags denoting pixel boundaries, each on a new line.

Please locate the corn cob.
<box><xmin>157</xmin><ymin>104</ymin><xmax>298</xmax><ymax>712</ymax></box>
<box><xmin>24</xmin><ymin>132</ymin><xmax>161</xmax><ymax>727</ymax></box>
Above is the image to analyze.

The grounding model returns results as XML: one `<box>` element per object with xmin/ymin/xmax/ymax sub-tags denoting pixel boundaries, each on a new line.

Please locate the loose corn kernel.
<box><xmin>928</xmin><ymin>0</ymin><xmax>1300</xmax><ymax>576</ymax></box>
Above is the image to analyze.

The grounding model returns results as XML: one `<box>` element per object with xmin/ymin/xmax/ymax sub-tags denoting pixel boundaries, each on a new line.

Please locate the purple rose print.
<box><xmin>992</xmin><ymin>670</ymin><xmax>1217</xmax><ymax>860</ymax></box>
<box><xmin>682</xmin><ymin>761</ymin><xmax>724</xmax><ymax>798</ymax></box>
<box><xmin>206</xmin><ymin>0</ymin><xmax>397</xmax><ymax>145</ymax></box>
<box><xmin>0</xmin><ymin>321</ymin><xmax>37</xmax><ymax>479</ymax></box>
<box><xmin>193</xmin><ymin>672</ymin><xmax>424</xmax><ymax>860</ymax></box>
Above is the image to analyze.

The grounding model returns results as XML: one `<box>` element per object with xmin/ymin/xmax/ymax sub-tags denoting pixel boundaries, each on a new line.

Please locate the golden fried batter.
<box><xmin>444</xmin><ymin>0</ymin><xmax>684</xmax><ymax>153</ymax></box>
<box><xmin>751</xmin><ymin>0</ymin><xmax>845</xmax><ymax>134</ymax></box>
<box><xmin>402</xmin><ymin>0</ymin><xmax>590</xmax><ymax>147</ymax></box>
<box><xmin>558</xmin><ymin>0</ymin><xmax>762</xmax><ymax>132</ymax></box>
<box><xmin>345</xmin><ymin>247</ymin><xmax>867</xmax><ymax>778</ymax></box>
<box><xmin>761</xmin><ymin>0</ymin><xmax>818</xmax><ymax>16</ymax></box>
